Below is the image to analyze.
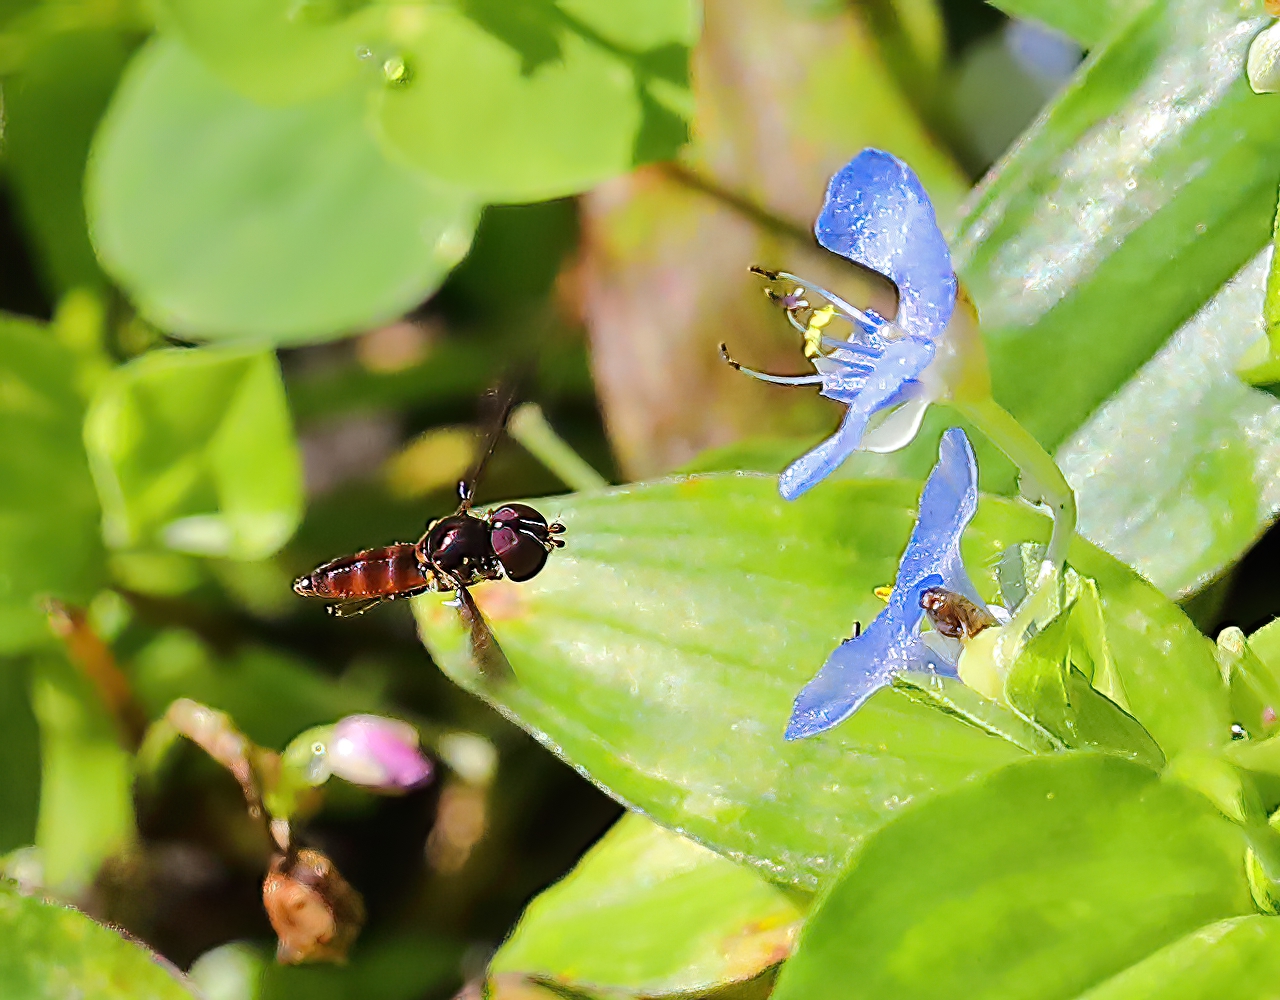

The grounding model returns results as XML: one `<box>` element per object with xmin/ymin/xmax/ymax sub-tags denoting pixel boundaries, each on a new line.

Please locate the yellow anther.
<box><xmin>873</xmin><ymin>585</ymin><xmax>893</xmax><ymax>601</ymax></box>
<box><xmin>802</xmin><ymin>305</ymin><xmax>835</xmax><ymax>358</ymax></box>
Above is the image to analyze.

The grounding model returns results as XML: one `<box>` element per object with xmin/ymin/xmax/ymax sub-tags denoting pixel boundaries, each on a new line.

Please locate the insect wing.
<box><xmin>327</xmin><ymin>597</ymin><xmax>388</xmax><ymax>618</ymax></box>
<box><xmin>455</xmin><ymin>585</ymin><xmax>516</xmax><ymax>682</ymax></box>
<box><xmin>457</xmin><ymin>381</ymin><xmax>520</xmax><ymax>513</ymax></box>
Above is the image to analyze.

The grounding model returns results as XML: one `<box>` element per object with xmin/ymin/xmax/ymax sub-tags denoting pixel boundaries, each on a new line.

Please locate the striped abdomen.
<box><xmin>295</xmin><ymin>544</ymin><xmax>435</xmax><ymax>600</ymax></box>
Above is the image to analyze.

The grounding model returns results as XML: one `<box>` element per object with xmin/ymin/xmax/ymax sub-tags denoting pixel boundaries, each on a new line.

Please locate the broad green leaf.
<box><xmin>3</xmin><ymin>28</ymin><xmax>131</xmax><ymax>295</ymax></box>
<box><xmin>0</xmin><ymin>316</ymin><xmax>105</xmax><ymax>655</ymax></box>
<box><xmin>87</xmin><ymin>36</ymin><xmax>479</xmax><ymax>345</ymax></box>
<box><xmin>491</xmin><ymin>812</ymin><xmax>803</xmax><ymax>994</ymax></box>
<box><xmin>1076</xmin><ymin>916</ymin><xmax>1280</xmax><ymax>999</ymax></box>
<box><xmin>770</xmin><ymin>755</ymin><xmax>1253</xmax><ymax>1000</ymax></box>
<box><xmin>129</xmin><ymin>629</ymin><xmax>385</xmax><ymax>749</ymax></box>
<box><xmin>984</xmin><ymin>0</ymin><xmax>1149</xmax><ymax>48</ymax></box>
<box><xmin>0</xmin><ymin>882</ymin><xmax>192</xmax><ymax>998</ymax></box>
<box><xmin>414</xmin><ymin>476</ymin><xmax>1228</xmax><ymax>888</ymax></box>
<box><xmin>951</xmin><ymin>0</ymin><xmax>1280</xmax><ymax>594</ymax></box>
<box><xmin>84</xmin><ymin>346</ymin><xmax>303</xmax><ymax>561</ymax></box>
<box><xmin>374</xmin><ymin>0</ymin><xmax>697</xmax><ymax>202</ymax></box>
<box><xmin>155</xmin><ymin>0</ymin><xmax>385</xmax><ymax>105</ymax></box>
<box><xmin>31</xmin><ymin>653</ymin><xmax>133</xmax><ymax>895</ymax></box>
<box><xmin>1056</xmin><ymin>251</ymin><xmax>1280</xmax><ymax>597</ymax></box>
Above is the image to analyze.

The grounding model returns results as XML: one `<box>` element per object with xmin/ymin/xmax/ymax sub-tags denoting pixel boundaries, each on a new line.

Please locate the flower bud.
<box><xmin>329</xmin><ymin>715</ymin><xmax>433</xmax><ymax>791</ymax></box>
<box><xmin>262</xmin><ymin>849</ymin><xmax>365</xmax><ymax>964</ymax></box>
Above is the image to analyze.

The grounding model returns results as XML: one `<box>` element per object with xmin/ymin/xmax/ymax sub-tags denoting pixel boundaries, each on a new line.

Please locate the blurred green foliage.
<box><xmin>0</xmin><ymin>882</ymin><xmax>191</xmax><ymax>997</ymax></box>
<box><xmin>84</xmin><ymin>346</ymin><xmax>302</xmax><ymax>559</ymax></box>
<box><xmin>4</xmin><ymin>0</ymin><xmax>1280</xmax><ymax>997</ymax></box>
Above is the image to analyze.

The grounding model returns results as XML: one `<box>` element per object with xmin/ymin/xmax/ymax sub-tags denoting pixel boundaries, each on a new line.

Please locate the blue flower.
<box><xmin>786</xmin><ymin>427</ymin><xmax>985</xmax><ymax>740</ymax></box>
<box><xmin>725</xmin><ymin>149</ymin><xmax>962</xmax><ymax>501</ymax></box>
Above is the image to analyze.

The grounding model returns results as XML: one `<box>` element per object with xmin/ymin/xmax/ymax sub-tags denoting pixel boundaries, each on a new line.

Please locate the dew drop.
<box><xmin>382</xmin><ymin>53</ymin><xmax>411</xmax><ymax>86</ymax></box>
<box><xmin>1232</xmin><ymin>722</ymin><xmax>1248</xmax><ymax>740</ymax></box>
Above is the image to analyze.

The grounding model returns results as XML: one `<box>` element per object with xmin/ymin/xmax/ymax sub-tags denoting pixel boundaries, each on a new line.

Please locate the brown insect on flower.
<box><xmin>919</xmin><ymin>586</ymin><xmax>999</xmax><ymax>641</ymax></box>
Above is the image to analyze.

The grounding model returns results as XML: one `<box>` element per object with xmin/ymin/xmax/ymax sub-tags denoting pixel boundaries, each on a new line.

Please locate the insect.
<box><xmin>293</xmin><ymin>387</ymin><xmax>566</xmax><ymax>648</ymax></box>
<box><xmin>919</xmin><ymin>586</ymin><xmax>998</xmax><ymax>641</ymax></box>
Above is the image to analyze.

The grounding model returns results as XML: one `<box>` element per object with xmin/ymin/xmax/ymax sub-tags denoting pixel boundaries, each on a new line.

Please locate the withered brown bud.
<box><xmin>262</xmin><ymin>849</ymin><xmax>365</xmax><ymax>964</ymax></box>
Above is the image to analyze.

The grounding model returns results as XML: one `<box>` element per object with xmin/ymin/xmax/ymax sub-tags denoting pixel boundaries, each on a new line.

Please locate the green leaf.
<box><xmin>770</xmin><ymin>754</ymin><xmax>1253</xmax><ymax>1000</ymax></box>
<box><xmin>31</xmin><ymin>653</ymin><xmax>133</xmax><ymax>895</ymax></box>
<box><xmin>1241</xmin><ymin>204</ymin><xmax>1280</xmax><ymax>386</ymax></box>
<box><xmin>1075</xmin><ymin>916</ymin><xmax>1280</xmax><ymax>999</ymax></box>
<box><xmin>373</xmin><ymin>0</ymin><xmax>698</xmax><ymax>202</ymax></box>
<box><xmin>952</xmin><ymin>0</ymin><xmax>1280</xmax><ymax>596</ymax></box>
<box><xmin>84</xmin><ymin>346</ymin><xmax>303</xmax><ymax>561</ymax></box>
<box><xmin>0</xmin><ymin>659</ymin><xmax>41</xmax><ymax>854</ymax></box>
<box><xmin>1249</xmin><ymin>616</ymin><xmax>1280</xmax><ymax>675</ymax></box>
<box><xmin>1056</xmin><ymin>251</ymin><xmax>1280</xmax><ymax>597</ymax></box>
<box><xmin>1215</xmin><ymin>626</ymin><xmax>1280</xmax><ymax>739</ymax></box>
<box><xmin>0</xmin><ymin>882</ymin><xmax>192</xmax><ymax>998</ymax></box>
<box><xmin>155</xmin><ymin>0</ymin><xmax>385</xmax><ymax>105</ymax></box>
<box><xmin>491</xmin><ymin>812</ymin><xmax>803</xmax><ymax>994</ymax></box>
<box><xmin>0</xmin><ymin>315</ymin><xmax>105</xmax><ymax>655</ymax></box>
<box><xmin>87</xmin><ymin>36</ymin><xmax>479</xmax><ymax>345</ymax></box>
<box><xmin>414</xmin><ymin>476</ymin><xmax>1228</xmax><ymax>888</ymax></box>
<box><xmin>984</xmin><ymin>0</ymin><xmax>1150</xmax><ymax>48</ymax></box>
<box><xmin>1003</xmin><ymin>607</ymin><xmax>1164</xmax><ymax>770</ymax></box>
<box><xmin>3</xmin><ymin>28</ymin><xmax>132</xmax><ymax>296</ymax></box>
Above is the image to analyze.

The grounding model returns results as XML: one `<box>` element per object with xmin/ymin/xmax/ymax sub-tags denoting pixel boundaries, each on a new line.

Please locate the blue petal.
<box><xmin>815</xmin><ymin>149</ymin><xmax>957</xmax><ymax>342</ymax></box>
<box><xmin>778</xmin><ymin>338</ymin><xmax>934</xmax><ymax>500</ymax></box>
<box><xmin>783</xmin><ymin>428</ymin><xmax>980</xmax><ymax>740</ymax></box>
<box><xmin>897</xmin><ymin>427</ymin><xmax>982</xmax><ymax>603</ymax></box>
<box><xmin>785</xmin><ymin>574</ymin><xmax>953</xmax><ymax>740</ymax></box>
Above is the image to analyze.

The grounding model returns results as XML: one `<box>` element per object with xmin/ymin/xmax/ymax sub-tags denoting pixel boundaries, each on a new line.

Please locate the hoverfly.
<box><xmin>919</xmin><ymin>586</ymin><xmax>998</xmax><ymax>641</ymax></box>
<box><xmin>293</xmin><ymin>387</ymin><xmax>565</xmax><ymax>659</ymax></box>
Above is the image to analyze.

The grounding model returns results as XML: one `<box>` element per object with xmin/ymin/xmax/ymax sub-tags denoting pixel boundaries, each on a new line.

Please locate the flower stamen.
<box><xmin>718</xmin><ymin>343</ymin><xmax>825</xmax><ymax>386</ymax></box>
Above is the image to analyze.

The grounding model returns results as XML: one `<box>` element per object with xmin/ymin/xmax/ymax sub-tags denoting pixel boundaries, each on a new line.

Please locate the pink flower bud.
<box><xmin>328</xmin><ymin>715</ymin><xmax>433</xmax><ymax>791</ymax></box>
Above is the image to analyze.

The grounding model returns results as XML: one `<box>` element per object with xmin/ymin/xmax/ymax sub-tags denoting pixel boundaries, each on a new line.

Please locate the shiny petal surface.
<box><xmin>786</xmin><ymin>428</ymin><xmax>980</xmax><ymax>739</ymax></box>
<box><xmin>779</xmin><ymin>337</ymin><xmax>935</xmax><ymax>500</ymax></box>
<box><xmin>329</xmin><ymin>715</ymin><xmax>433</xmax><ymax>791</ymax></box>
<box><xmin>815</xmin><ymin>149</ymin><xmax>957</xmax><ymax>341</ymax></box>
<box><xmin>898</xmin><ymin>427</ymin><xmax>982</xmax><ymax>604</ymax></box>
<box><xmin>785</xmin><ymin>574</ymin><xmax>950</xmax><ymax>740</ymax></box>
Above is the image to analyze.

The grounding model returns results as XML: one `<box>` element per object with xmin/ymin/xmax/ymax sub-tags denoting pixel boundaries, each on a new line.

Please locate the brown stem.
<box><xmin>45</xmin><ymin>599</ymin><xmax>148</xmax><ymax>750</ymax></box>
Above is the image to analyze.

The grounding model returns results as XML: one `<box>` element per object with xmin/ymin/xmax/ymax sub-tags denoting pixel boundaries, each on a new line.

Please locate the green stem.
<box><xmin>508</xmin><ymin>403</ymin><xmax>609</xmax><ymax>492</ymax></box>
<box><xmin>951</xmin><ymin>396</ymin><xmax>1077</xmax><ymax>569</ymax></box>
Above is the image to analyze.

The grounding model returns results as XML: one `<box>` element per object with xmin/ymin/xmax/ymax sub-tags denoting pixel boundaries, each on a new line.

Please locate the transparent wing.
<box><xmin>455</xmin><ymin>584</ymin><xmax>515</xmax><ymax>682</ymax></box>
<box><xmin>457</xmin><ymin>381</ymin><xmax>520</xmax><ymax>512</ymax></box>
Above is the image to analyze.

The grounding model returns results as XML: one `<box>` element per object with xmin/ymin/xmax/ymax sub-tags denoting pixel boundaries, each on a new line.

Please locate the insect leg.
<box><xmin>327</xmin><ymin>597</ymin><xmax>387</xmax><ymax>618</ymax></box>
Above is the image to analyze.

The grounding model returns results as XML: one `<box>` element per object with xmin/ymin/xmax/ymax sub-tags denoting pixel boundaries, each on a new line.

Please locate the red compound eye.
<box><xmin>490</xmin><ymin>524</ymin><xmax>550</xmax><ymax>582</ymax></box>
